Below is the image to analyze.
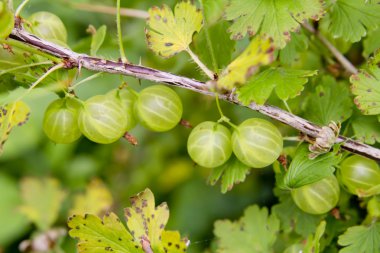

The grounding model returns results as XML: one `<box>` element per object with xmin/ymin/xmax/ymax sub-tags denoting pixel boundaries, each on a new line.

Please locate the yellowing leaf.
<box><xmin>146</xmin><ymin>1</ymin><xmax>203</xmax><ymax>58</ymax></box>
<box><xmin>68</xmin><ymin>188</ymin><xmax>189</xmax><ymax>253</ymax></box>
<box><xmin>0</xmin><ymin>101</ymin><xmax>30</xmax><ymax>154</ymax></box>
<box><xmin>69</xmin><ymin>179</ymin><xmax>113</xmax><ymax>217</ymax></box>
<box><xmin>19</xmin><ymin>177</ymin><xmax>66</xmax><ymax>231</ymax></box>
<box><xmin>217</xmin><ymin>37</ymin><xmax>274</xmax><ymax>90</ymax></box>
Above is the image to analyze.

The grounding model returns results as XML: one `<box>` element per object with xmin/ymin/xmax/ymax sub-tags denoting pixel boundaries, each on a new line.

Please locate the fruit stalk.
<box><xmin>8</xmin><ymin>26</ymin><xmax>380</xmax><ymax>161</ymax></box>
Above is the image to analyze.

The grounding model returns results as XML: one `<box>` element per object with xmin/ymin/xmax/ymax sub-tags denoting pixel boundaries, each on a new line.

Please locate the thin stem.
<box><xmin>186</xmin><ymin>48</ymin><xmax>215</xmax><ymax>80</ymax></box>
<box><xmin>69</xmin><ymin>72</ymin><xmax>103</xmax><ymax>91</ymax></box>
<box><xmin>282</xmin><ymin>100</ymin><xmax>293</xmax><ymax>114</ymax></box>
<box><xmin>283</xmin><ymin>136</ymin><xmax>301</xmax><ymax>142</ymax></box>
<box><xmin>302</xmin><ymin>22</ymin><xmax>358</xmax><ymax>75</ymax></box>
<box><xmin>15</xmin><ymin>0</ymin><xmax>30</xmax><ymax>17</ymax></box>
<box><xmin>7</xmin><ymin>0</ymin><xmax>13</xmax><ymax>11</ymax></box>
<box><xmin>70</xmin><ymin>2</ymin><xmax>148</xmax><ymax>19</ymax></box>
<box><xmin>116</xmin><ymin>0</ymin><xmax>128</xmax><ymax>64</ymax></box>
<box><xmin>0</xmin><ymin>61</ymin><xmax>53</xmax><ymax>77</ymax></box>
<box><xmin>17</xmin><ymin>63</ymin><xmax>64</xmax><ymax>101</ymax></box>
<box><xmin>198</xmin><ymin>0</ymin><xmax>218</xmax><ymax>72</ymax></box>
<box><xmin>215</xmin><ymin>94</ymin><xmax>239</xmax><ymax>130</ymax></box>
<box><xmin>0</xmin><ymin>38</ymin><xmax>60</xmax><ymax>62</ymax></box>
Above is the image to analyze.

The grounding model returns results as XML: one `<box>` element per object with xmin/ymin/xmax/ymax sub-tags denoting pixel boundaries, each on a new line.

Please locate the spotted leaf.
<box><xmin>0</xmin><ymin>101</ymin><xmax>30</xmax><ymax>154</ymax></box>
<box><xmin>146</xmin><ymin>1</ymin><xmax>203</xmax><ymax>58</ymax></box>
<box><xmin>68</xmin><ymin>189</ymin><xmax>189</xmax><ymax>253</ymax></box>
<box><xmin>351</xmin><ymin>50</ymin><xmax>380</xmax><ymax>116</ymax></box>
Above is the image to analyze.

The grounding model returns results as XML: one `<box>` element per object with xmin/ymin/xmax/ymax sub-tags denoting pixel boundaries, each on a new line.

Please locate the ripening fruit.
<box><xmin>135</xmin><ymin>85</ymin><xmax>182</xmax><ymax>132</ymax></box>
<box><xmin>231</xmin><ymin>118</ymin><xmax>283</xmax><ymax>168</ymax></box>
<box><xmin>78</xmin><ymin>94</ymin><xmax>128</xmax><ymax>144</ymax></box>
<box><xmin>107</xmin><ymin>88</ymin><xmax>138</xmax><ymax>131</ymax></box>
<box><xmin>187</xmin><ymin>121</ymin><xmax>232</xmax><ymax>168</ymax></box>
<box><xmin>338</xmin><ymin>155</ymin><xmax>380</xmax><ymax>197</ymax></box>
<box><xmin>43</xmin><ymin>97</ymin><xmax>82</xmax><ymax>144</ymax></box>
<box><xmin>26</xmin><ymin>12</ymin><xmax>68</xmax><ymax>44</ymax></box>
<box><xmin>291</xmin><ymin>176</ymin><xmax>340</xmax><ymax>215</ymax></box>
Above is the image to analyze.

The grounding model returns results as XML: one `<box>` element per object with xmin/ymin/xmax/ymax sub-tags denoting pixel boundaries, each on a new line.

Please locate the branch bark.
<box><xmin>8</xmin><ymin>27</ymin><xmax>380</xmax><ymax>161</ymax></box>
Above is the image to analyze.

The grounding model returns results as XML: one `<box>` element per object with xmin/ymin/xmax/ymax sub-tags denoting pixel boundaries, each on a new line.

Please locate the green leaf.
<box><xmin>90</xmin><ymin>25</ymin><xmax>107</xmax><ymax>56</ymax></box>
<box><xmin>303</xmin><ymin>221</ymin><xmax>326</xmax><ymax>253</ymax></box>
<box><xmin>217</xmin><ymin>36</ymin><xmax>274</xmax><ymax>90</ymax></box>
<box><xmin>208</xmin><ymin>156</ymin><xmax>251</xmax><ymax>194</ymax></box>
<box><xmin>282</xmin><ymin>144</ymin><xmax>340</xmax><ymax>189</ymax></box>
<box><xmin>272</xmin><ymin>188</ymin><xmax>323</xmax><ymax>237</ymax></box>
<box><xmin>69</xmin><ymin>178</ymin><xmax>113</xmax><ymax>217</ymax></box>
<box><xmin>0</xmin><ymin>101</ymin><xmax>30</xmax><ymax>154</ymax></box>
<box><xmin>214</xmin><ymin>205</ymin><xmax>280</xmax><ymax>253</ymax></box>
<box><xmin>19</xmin><ymin>177</ymin><xmax>66</xmax><ymax>231</ymax></box>
<box><xmin>224</xmin><ymin>0</ymin><xmax>324</xmax><ymax>48</ymax></box>
<box><xmin>351</xmin><ymin>50</ymin><xmax>380</xmax><ymax>116</ymax></box>
<box><xmin>0</xmin><ymin>1</ymin><xmax>14</xmax><ymax>39</ymax></box>
<box><xmin>363</xmin><ymin>28</ymin><xmax>380</xmax><ymax>58</ymax></box>
<box><xmin>0</xmin><ymin>173</ymin><xmax>29</xmax><ymax>246</ymax></box>
<box><xmin>237</xmin><ymin>67</ymin><xmax>317</xmax><ymax>105</ymax></box>
<box><xmin>68</xmin><ymin>188</ymin><xmax>189</xmax><ymax>253</ymax></box>
<box><xmin>200</xmin><ymin>0</ymin><xmax>227</xmax><ymax>25</ymax></box>
<box><xmin>326</xmin><ymin>0</ymin><xmax>380</xmax><ymax>43</ymax></box>
<box><xmin>193</xmin><ymin>21</ymin><xmax>235</xmax><ymax>72</ymax></box>
<box><xmin>352</xmin><ymin>115</ymin><xmax>380</xmax><ymax>144</ymax></box>
<box><xmin>338</xmin><ymin>222</ymin><xmax>380</xmax><ymax>253</ymax></box>
<box><xmin>279</xmin><ymin>32</ymin><xmax>309</xmax><ymax>66</ymax></box>
<box><xmin>146</xmin><ymin>1</ymin><xmax>203</xmax><ymax>58</ymax></box>
<box><xmin>305</xmin><ymin>76</ymin><xmax>353</xmax><ymax>125</ymax></box>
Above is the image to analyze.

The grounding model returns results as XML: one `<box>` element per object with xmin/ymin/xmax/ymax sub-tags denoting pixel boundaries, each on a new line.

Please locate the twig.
<box><xmin>8</xmin><ymin>27</ymin><xmax>380</xmax><ymax>161</ymax></box>
<box><xmin>116</xmin><ymin>0</ymin><xmax>128</xmax><ymax>63</ymax></box>
<box><xmin>70</xmin><ymin>2</ymin><xmax>149</xmax><ymax>19</ymax></box>
<box><xmin>302</xmin><ymin>22</ymin><xmax>358</xmax><ymax>75</ymax></box>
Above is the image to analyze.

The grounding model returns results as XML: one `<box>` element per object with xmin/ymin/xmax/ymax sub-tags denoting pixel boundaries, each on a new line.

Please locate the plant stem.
<box><xmin>69</xmin><ymin>72</ymin><xmax>103</xmax><ymax>91</ymax></box>
<box><xmin>9</xmin><ymin>27</ymin><xmax>380</xmax><ymax>161</ymax></box>
<box><xmin>7</xmin><ymin>0</ymin><xmax>13</xmax><ymax>11</ymax></box>
<box><xmin>198</xmin><ymin>0</ymin><xmax>218</xmax><ymax>72</ymax></box>
<box><xmin>186</xmin><ymin>48</ymin><xmax>215</xmax><ymax>80</ymax></box>
<box><xmin>0</xmin><ymin>61</ymin><xmax>53</xmax><ymax>76</ymax></box>
<box><xmin>282</xmin><ymin>100</ymin><xmax>292</xmax><ymax>114</ymax></box>
<box><xmin>116</xmin><ymin>0</ymin><xmax>129</xmax><ymax>64</ymax></box>
<box><xmin>70</xmin><ymin>2</ymin><xmax>148</xmax><ymax>19</ymax></box>
<box><xmin>17</xmin><ymin>63</ymin><xmax>64</xmax><ymax>101</ymax></box>
<box><xmin>215</xmin><ymin>94</ymin><xmax>238</xmax><ymax>130</ymax></box>
<box><xmin>302</xmin><ymin>22</ymin><xmax>358</xmax><ymax>75</ymax></box>
<box><xmin>15</xmin><ymin>0</ymin><xmax>29</xmax><ymax>17</ymax></box>
<box><xmin>0</xmin><ymin>38</ymin><xmax>60</xmax><ymax>62</ymax></box>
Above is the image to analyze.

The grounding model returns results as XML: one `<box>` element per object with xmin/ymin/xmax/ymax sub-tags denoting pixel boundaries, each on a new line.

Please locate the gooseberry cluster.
<box><xmin>43</xmin><ymin>85</ymin><xmax>183</xmax><ymax>144</ymax></box>
<box><xmin>30</xmin><ymin>10</ymin><xmax>380</xmax><ymax>219</ymax></box>
<box><xmin>187</xmin><ymin>118</ymin><xmax>283</xmax><ymax>169</ymax></box>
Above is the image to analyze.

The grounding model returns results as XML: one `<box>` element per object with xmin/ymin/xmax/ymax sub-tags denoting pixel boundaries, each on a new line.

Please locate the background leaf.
<box><xmin>326</xmin><ymin>0</ymin><xmax>380</xmax><ymax>42</ymax></box>
<box><xmin>352</xmin><ymin>114</ymin><xmax>380</xmax><ymax>144</ymax></box>
<box><xmin>224</xmin><ymin>0</ymin><xmax>324</xmax><ymax>48</ymax></box>
<box><xmin>90</xmin><ymin>25</ymin><xmax>107</xmax><ymax>56</ymax></box>
<box><xmin>213</xmin><ymin>205</ymin><xmax>280</xmax><ymax>253</ymax></box>
<box><xmin>338</xmin><ymin>222</ymin><xmax>380</xmax><ymax>253</ymax></box>
<box><xmin>305</xmin><ymin>76</ymin><xmax>353</xmax><ymax>125</ymax></box>
<box><xmin>19</xmin><ymin>177</ymin><xmax>66</xmax><ymax>231</ymax></box>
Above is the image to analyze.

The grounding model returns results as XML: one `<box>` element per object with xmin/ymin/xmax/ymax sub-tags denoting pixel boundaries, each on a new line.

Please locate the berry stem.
<box><xmin>69</xmin><ymin>72</ymin><xmax>103</xmax><ymax>91</ymax></box>
<box><xmin>17</xmin><ymin>63</ymin><xmax>64</xmax><ymax>101</ymax></box>
<box><xmin>215</xmin><ymin>94</ymin><xmax>238</xmax><ymax>130</ymax></box>
<box><xmin>186</xmin><ymin>48</ymin><xmax>215</xmax><ymax>80</ymax></box>
<box><xmin>116</xmin><ymin>0</ymin><xmax>129</xmax><ymax>64</ymax></box>
<box><xmin>15</xmin><ymin>0</ymin><xmax>29</xmax><ymax>17</ymax></box>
